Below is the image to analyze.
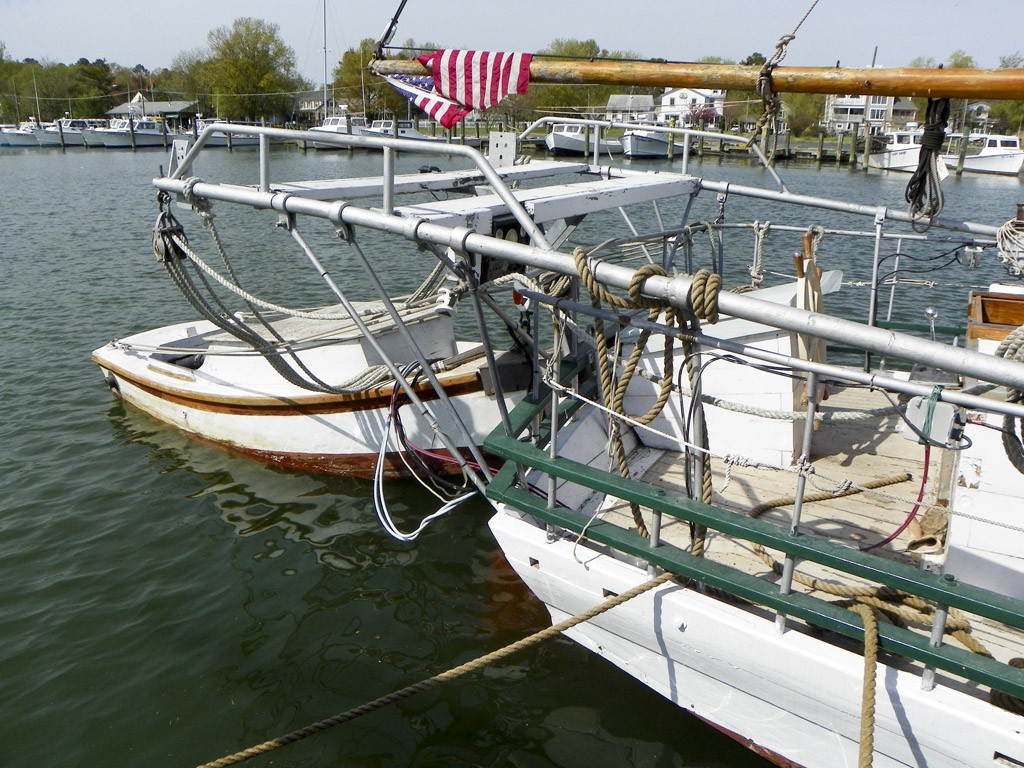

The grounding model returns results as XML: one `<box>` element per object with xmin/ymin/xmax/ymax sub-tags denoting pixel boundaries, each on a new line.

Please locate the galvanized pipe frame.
<box><xmin>165</xmin><ymin>129</ymin><xmax>552</xmax><ymax>249</ymax></box>
<box><xmin>514</xmin><ymin>289</ymin><xmax>1024</xmax><ymax>422</ymax></box>
<box><xmin>152</xmin><ymin>173</ymin><xmax>1024</xmax><ymax>394</ymax></box>
<box><xmin>518</xmin><ymin>115</ymin><xmax>787</xmax><ymax>190</ymax></box>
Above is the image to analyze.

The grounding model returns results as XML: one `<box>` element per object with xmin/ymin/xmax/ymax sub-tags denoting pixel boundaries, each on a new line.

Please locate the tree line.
<box><xmin>2</xmin><ymin>22</ymin><xmax>1022</xmax><ymax>135</ymax></box>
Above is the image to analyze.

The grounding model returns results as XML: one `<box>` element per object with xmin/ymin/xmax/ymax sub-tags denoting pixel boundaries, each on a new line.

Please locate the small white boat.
<box><xmin>93</xmin><ymin>304</ymin><xmax>525</xmax><ymax>478</ymax></box>
<box><xmin>309</xmin><ymin>113</ymin><xmax>373</xmax><ymax>148</ymax></box>
<box><xmin>544</xmin><ymin>123</ymin><xmax>623</xmax><ymax>156</ymax></box>
<box><xmin>943</xmin><ymin>133</ymin><xmax>1024</xmax><ymax>176</ymax></box>
<box><xmin>34</xmin><ymin>118</ymin><xmax>92</xmax><ymax>147</ymax></box>
<box><xmin>364</xmin><ymin>118</ymin><xmax>443</xmax><ymax>142</ymax></box>
<box><xmin>88</xmin><ymin>117</ymin><xmax>176</xmax><ymax>149</ymax></box>
<box><xmin>621</xmin><ymin>127</ymin><xmax>686</xmax><ymax>158</ymax></box>
<box><xmin>3</xmin><ymin>119</ymin><xmax>44</xmax><ymax>146</ymax></box>
<box><xmin>867</xmin><ymin>128</ymin><xmax>924</xmax><ymax>171</ymax></box>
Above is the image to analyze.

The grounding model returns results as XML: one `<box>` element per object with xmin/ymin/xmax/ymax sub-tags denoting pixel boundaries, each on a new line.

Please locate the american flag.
<box><xmin>417</xmin><ymin>50</ymin><xmax>532</xmax><ymax>111</ymax></box>
<box><xmin>384</xmin><ymin>74</ymin><xmax>471</xmax><ymax>129</ymax></box>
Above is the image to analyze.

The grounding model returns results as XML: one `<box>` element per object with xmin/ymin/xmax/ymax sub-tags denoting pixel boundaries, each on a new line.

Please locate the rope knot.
<box><xmin>627</xmin><ymin>263</ymin><xmax>669</xmax><ymax>308</ymax></box>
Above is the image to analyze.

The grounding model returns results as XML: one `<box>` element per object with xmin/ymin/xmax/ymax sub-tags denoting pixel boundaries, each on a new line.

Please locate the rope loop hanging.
<box><xmin>689</xmin><ymin>269</ymin><xmax>722</xmax><ymax>324</ymax></box>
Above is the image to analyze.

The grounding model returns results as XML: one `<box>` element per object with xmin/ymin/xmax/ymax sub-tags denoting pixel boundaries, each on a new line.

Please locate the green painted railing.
<box><xmin>484</xmin><ymin>380</ymin><xmax>1024</xmax><ymax>701</ymax></box>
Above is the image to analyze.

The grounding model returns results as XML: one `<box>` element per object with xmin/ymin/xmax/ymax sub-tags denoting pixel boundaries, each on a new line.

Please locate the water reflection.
<box><xmin>101</xmin><ymin>400</ymin><xmax>767</xmax><ymax>767</ymax></box>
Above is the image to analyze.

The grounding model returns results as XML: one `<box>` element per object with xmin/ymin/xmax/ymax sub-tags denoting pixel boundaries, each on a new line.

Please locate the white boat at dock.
<box><xmin>91</xmin><ymin>37</ymin><xmax>1024</xmax><ymax>765</ymax></box>
<box><xmin>621</xmin><ymin>126</ymin><xmax>687</xmax><ymax>158</ymax></box>
<box><xmin>3</xmin><ymin>119</ymin><xmax>44</xmax><ymax>146</ymax></box>
<box><xmin>85</xmin><ymin>116</ymin><xmax>178</xmax><ymax>149</ymax></box>
<box><xmin>364</xmin><ymin>118</ymin><xmax>443</xmax><ymax>142</ymax></box>
<box><xmin>944</xmin><ymin>132</ymin><xmax>1024</xmax><ymax>176</ymax></box>
<box><xmin>867</xmin><ymin>127</ymin><xmax>924</xmax><ymax>171</ymax></box>
<box><xmin>33</xmin><ymin>118</ymin><xmax>109</xmax><ymax>147</ymax></box>
<box><xmin>309</xmin><ymin>113</ymin><xmax>373</xmax><ymax>148</ymax></box>
<box><xmin>544</xmin><ymin>122</ymin><xmax>623</xmax><ymax>156</ymax></box>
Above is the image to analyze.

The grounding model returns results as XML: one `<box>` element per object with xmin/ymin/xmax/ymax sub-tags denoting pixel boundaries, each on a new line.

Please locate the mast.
<box><xmin>32</xmin><ymin>68</ymin><xmax>42</xmax><ymax>123</ymax></box>
<box><xmin>322</xmin><ymin>0</ymin><xmax>329</xmax><ymax>118</ymax></box>
<box><xmin>372</xmin><ymin>58</ymin><xmax>1024</xmax><ymax>100</ymax></box>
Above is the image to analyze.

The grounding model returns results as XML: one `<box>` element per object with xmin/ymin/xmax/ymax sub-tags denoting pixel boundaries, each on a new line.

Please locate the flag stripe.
<box><xmin>422</xmin><ymin>49</ymin><xmax>532</xmax><ymax>111</ymax></box>
<box><xmin>384</xmin><ymin>75</ymin><xmax>470</xmax><ymax>130</ymax></box>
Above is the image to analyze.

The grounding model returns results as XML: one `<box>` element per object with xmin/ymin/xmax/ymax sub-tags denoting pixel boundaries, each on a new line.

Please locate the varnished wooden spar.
<box><xmin>372</xmin><ymin>58</ymin><xmax>1024</xmax><ymax>100</ymax></box>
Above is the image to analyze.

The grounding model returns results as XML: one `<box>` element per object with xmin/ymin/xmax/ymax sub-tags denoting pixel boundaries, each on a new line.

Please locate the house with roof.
<box><xmin>106</xmin><ymin>92</ymin><xmax>197</xmax><ymax>126</ymax></box>
<box><xmin>655</xmin><ymin>87</ymin><xmax>726</xmax><ymax>129</ymax></box>
<box><xmin>822</xmin><ymin>92</ymin><xmax>918</xmax><ymax>135</ymax></box>
<box><xmin>605</xmin><ymin>94</ymin><xmax>656</xmax><ymax>123</ymax></box>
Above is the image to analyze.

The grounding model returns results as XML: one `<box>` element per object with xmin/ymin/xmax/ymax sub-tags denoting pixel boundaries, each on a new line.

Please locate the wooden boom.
<box><xmin>372</xmin><ymin>58</ymin><xmax>1024</xmax><ymax>100</ymax></box>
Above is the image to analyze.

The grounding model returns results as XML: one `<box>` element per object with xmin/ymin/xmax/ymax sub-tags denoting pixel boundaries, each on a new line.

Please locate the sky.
<box><xmin>2</xmin><ymin>0</ymin><xmax>1022</xmax><ymax>87</ymax></box>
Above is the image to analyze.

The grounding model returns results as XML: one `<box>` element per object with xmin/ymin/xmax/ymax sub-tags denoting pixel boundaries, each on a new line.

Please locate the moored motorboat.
<box><xmin>88</xmin><ymin>116</ymin><xmax>177</xmax><ymax>148</ymax></box>
<box><xmin>943</xmin><ymin>132</ymin><xmax>1024</xmax><ymax>175</ymax></box>
<box><xmin>34</xmin><ymin>118</ymin><xmax>95</xmax><ymax>147</ymax></box>
<box><xmin>867</xmin><ymin>127</ymin><xmax>924</xmax><ymax>171</ymax></box>
<box><xmin>544</xmin><ymin>122</ymin><xmax>623</xmax><ymax>156</ymax></box>
<box><xmin>364</xmin><ymin>118</ymin><xmax>443</xmax><ymax>142</ymax></box>
<box><xmin>3</xmin><ymin>119</ymin><xmax>44</xmax><ymax>146</ymax></box>
<box><xmin>621</xmin><ymin>127</ymin><xmax>687</xmax><ymax>158</ymax></box>
<box><xmin>309</xmin><ymin>113</ymin><xmax>373</xmax><ymax>148</ymax></box>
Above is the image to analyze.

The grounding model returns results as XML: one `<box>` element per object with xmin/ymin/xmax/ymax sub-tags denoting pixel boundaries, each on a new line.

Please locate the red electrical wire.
<box><xmin>861</xmin><ymin>442</ymin><xmax>931</xmax><ymax>553</ymax></box>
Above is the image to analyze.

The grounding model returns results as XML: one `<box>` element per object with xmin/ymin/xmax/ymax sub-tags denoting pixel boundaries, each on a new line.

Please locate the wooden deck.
<box><xmin>593</xmin><ymin>383</ymin><xmax>1024</xmax><ymax>671</ymax></box>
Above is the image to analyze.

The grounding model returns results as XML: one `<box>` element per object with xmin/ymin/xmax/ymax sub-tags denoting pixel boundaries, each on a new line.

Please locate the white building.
<box><xmin>822</xmin><ymin>93</ymin><xmax>918</xmax><ymax>135</ymax></box>
<box><xmin>656</xmin><ymin>87</ymin><xmax>726</xmax><ymax>129</ymax></box>
<box><xmin>605</xmin><ymin>94</ymin><xmax>656</xmax><ymax>123</ymax></box>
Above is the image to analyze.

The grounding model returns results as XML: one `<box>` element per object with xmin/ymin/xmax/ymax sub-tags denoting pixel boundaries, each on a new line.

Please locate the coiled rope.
<box><xmin>192</xmin><ymin>570</ymin><xmax>677</xmax><ymax>768</ymax></box>
<box><xmin>571</xmin><ymin>247</ymin><xmax>722</xmax><ymax>542</ymax></box>
<box><xmin>996</xmin><ymin>217</ymin><xmax>1024</xmax><ymax>277</ymax></box>
<box><xmin>905</xmin><ymin>98</ymin><xmax>950</xmax><ymax>228</ymax></box>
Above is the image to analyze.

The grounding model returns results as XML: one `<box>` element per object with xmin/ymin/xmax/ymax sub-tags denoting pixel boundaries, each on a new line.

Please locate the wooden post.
<box><xmin>667</xmin><ymin>117</ymin><xmax>675</xmax><ymax>160</ymax></box>
<box><xmin>835</xmin><ymin>131</ymin><xmax>845</xmax><ymax>168</ymax></box>
<box><xmin>861</xmin><ymin>122</ymin><xmax>872</xmax><ymax>170</ymax></box>
<box><xmin>817</xmin><ymin>132</ymin><xmax>825</xmax><ymax>161</ymax></box>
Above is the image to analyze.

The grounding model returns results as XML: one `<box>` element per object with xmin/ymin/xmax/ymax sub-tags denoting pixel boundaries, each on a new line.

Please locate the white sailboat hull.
<box><xmin>490</xmin><ymin>509</ymin><xmax>1024</xmax><ymax>768</ymax></box>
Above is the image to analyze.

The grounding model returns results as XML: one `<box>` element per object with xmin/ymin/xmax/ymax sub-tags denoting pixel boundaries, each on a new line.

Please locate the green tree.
<box><xmin>207</xmin><ymin>18</ymin><xmax>302</xmax><ymax>121</ymax></box>
<box><xmin>71</xmin><ymin>59</ymin><xmax>116</xmax><ymax>116</ymax></box>
<box><xmin>165</xmin><ymin>48</ymin><xmax>216</xmax><ymax>116</ymax></box>
<box><xmin>988</xmin><ymin>52</ymin><xmax>1024</xmax><ymax>134</ymax></box>
<box><xmin>724</xmin><ymin>53</ymin><xmax>766</xmax><ymax>131</ymax></box>
<box><xmin>782</xmin><ymin>92</ymin><xmax>826</xmax><ymax>137</ymax></box>
<box><xmin>947</xmin><ymin>50</ymin><xmax>976</xmax><ymax>69</ymax></box>
<box><xmin>334</xmin><ymin>37</ymin><xmax>416</xmax><ymax>119</ymax></box>
<box><xmin>943</xmin><ymin>50</ymin><xmax>977</xmax><ymax>132</ymax></box>
<box><xmin>510</xmin><ymin>39</ymin><xmax>653</xmax><ymax>119</ymax></box>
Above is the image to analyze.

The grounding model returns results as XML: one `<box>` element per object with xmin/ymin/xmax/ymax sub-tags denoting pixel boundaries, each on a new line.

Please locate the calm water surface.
<box><xmin>1</xmin><ymin>142</ymin><xmax>1021</xmax><ymax>768</ymax></box>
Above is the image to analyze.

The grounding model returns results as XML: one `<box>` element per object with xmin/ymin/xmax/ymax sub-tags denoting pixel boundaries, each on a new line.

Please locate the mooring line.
<box><xmin>194</xmin><ymin>570</ymin><xmax>677</xmax><ymax>768</ymax></box>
